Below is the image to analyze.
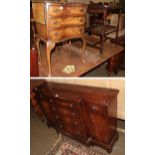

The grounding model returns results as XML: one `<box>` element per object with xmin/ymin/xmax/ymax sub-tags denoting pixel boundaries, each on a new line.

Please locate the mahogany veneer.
<box><xmin>31</xmin><ymin>82</ymin><xmax>119</xmax><ymax>153</ymax></box>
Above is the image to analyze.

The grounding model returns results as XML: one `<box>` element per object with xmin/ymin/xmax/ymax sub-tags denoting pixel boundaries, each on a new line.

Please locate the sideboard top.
<box><xmin>31</xmin><ymin>0</ymin><xmax>87</xmax><ymax>6</ymax></box>
<box><xmin>34</xmin><ymin>82</ymin><xmax>119</xmax><ymax>104</ymax></box>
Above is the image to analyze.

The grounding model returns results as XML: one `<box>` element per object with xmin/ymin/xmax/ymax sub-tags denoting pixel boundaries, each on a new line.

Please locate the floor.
<box><xmin>30</xmin><ymin>107</ymin><xmax>125</xmax><ymax>155</ymax></box>
<box><xmin>37</xmin><ymin>39</ymin><xmax>125</xmax><ymax>77</ymax></box>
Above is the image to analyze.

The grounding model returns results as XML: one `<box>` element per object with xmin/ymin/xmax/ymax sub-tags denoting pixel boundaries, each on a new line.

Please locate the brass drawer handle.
<box><xmin>53</xmin><ymin>21</ymin><xmax>58</xmax><ymax>25</ymax></box>
<box><xmin>54</xmin><ymin>32</ymin><xmax>59</xmax><ymax>37</ymax></box>
<box><xmin>101</xmin><ymin>100</ymin><xmax>106</xmax><ymax>104</ymax></box>
<box><xmin>60</xmin><ymin>124</ymin><xmax>63</xmax><ymax>128</ymax></box>
<box><xmin>80</xmin><ymin>8</ymin><xmax>84</xmax><ymax>13</ymax></box>
<box><xmin>92</xmin><ymin>106</ymin><xmax>96</xmax><ymax>110</ymax></box>
<box><xmin>53</xmin><ymin>9</ymin><xmax>60</xmax><ymax>13</ymax></box>
<box><xmin>56</xmin><ymin>115</ymin><xmax>59</xmax><ymax>119</ymax></box>
<box><xmin>74</xmin><ymin>122</ymin><xmax>78</xmax><ymax>126</ymax></box>
<box><xmin>55</xmin><ymin>94</ymin><xmax>59</xmax><ymax>98</ymax></box>
<box><xmin>52</xmin><ymin>107</ymin><xmax>56</xmax><ymax>111</ymax></box>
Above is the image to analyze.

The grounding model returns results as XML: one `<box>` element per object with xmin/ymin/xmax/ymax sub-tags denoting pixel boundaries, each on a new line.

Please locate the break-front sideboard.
<box><xmin>31</xmin><ymin>82</ymin><xmax>119</xmax><ymax>153</ymax></box>
<box><xmin>32</xmin><ymin>1</ymin><xmax>87</xmax><ymax>76</ymax></box>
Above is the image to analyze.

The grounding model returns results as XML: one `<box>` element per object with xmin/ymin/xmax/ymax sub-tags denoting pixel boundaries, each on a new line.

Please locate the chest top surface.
<box><xmin>34</xmin><ymin>82</ymin><xmax>119</xmax><ymax>105</ymax></box>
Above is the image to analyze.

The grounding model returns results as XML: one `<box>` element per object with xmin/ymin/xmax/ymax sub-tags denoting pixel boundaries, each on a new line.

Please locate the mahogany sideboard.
<box><xmin>31</xmin><ymin>82</ymin><xmax>119</xmax><ymax>153</ymax></box>
<box><xmin>32</xmin><ymin>1</ymin><xmax>87</xmax><ymax>76</ymax></box>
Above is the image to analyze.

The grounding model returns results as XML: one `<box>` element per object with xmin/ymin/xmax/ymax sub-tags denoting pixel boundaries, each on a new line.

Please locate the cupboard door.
<box><xmin>82</xmin><ymin>100</ymin><xmax>110</xmax><ymax>144</ymax></box>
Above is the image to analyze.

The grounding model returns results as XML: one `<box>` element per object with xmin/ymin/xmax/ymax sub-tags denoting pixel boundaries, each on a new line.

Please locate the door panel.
<box><xmin>82</xmin><ymin>100</ymin><xmax>110</xmax><ymax>144</ymax></box>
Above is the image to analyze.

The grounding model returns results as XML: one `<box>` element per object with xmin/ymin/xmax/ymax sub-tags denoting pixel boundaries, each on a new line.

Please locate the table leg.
<box><xmin>36</xmin><ymin>38</ymin><xmax>41</xmax><ymax>63</ymax></box>
<box><xmin>46</xmin><ymin>41</ymin><xmax>55</xmax><ymax>77</ymax></box>
<box><xmin>81</xmin><ymin>36</ymin><xmax>86</xmax><ymax>63</ymax></box>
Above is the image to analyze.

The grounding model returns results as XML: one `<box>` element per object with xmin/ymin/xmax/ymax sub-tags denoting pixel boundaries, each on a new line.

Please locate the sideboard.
<box><xmin>31</xmin><ymin>82</ymin><xmax>119</xmax><ymax>152</ymax></box>
<box><xmin>32</xmin><ymin>1</ymin><xmax>87</xmax><ymax>76</ymax></box>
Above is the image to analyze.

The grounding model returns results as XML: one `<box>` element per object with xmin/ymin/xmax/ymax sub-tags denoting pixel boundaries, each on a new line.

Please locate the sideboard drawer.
<box><xmin>55</xmin><ymin>99</ymin><xmax>78</xmax><ymax>110</ymax></box>
<box><xmin>58</xmin><ymin>123</ymin><xmax>85</xmax><ymax>137</ymax></box>
<box><xmin>48</xmin><ymin>5</ymin><xmax>64</xmax><ymax>16</ymax></box>
<box><xmin>67</xmin><ymin>6</ymin><xmax>86</xmax><ymax>15</ymax></box>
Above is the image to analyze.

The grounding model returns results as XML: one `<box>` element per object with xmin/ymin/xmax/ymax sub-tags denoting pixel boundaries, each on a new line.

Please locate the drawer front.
<box><xmin>57</xmin><ymin>122</ymin><xmax>85</xmax><ymax>137</ymax></box>
<box><xmin>65</xmin><ymin>26</ymin><xmax>84</xmax><ymax>37</ymax></box>
<box><xmin>48</xmin><ymin>6</ymin><xmax>64</xmax><ymax>16</ymax></box>
<box><xmin>48</xmin><ymin>17</ymin><xmax>85</xmax><ymax>28</ymax></box>
<box><xmin>49</xmin><ymin>30</ymin><xmax>64</xmax><ymax>42</ymax></box>
<box><xmin>49</xmin><ymin>26</ymin><xmax>84</xmax><ymax>42</ymax></box>
<box><xmin>57</xmin><ymin>107</ymin><xmax>80</xmax><ymax>119</ymax></box>
<box><xmin>55</xmin><ymin>99</ymin><xmax>78</xmax><ymax>110</ymax></box>
<box><xmin>48</xmin><ymin>18</ymin><xmax>63</xmax><ymax>28</ymax></box>
<box><xmin>54</xmin><ymin>114</ymin><xmax>81</xmax><ymax>127</ymax></box>
<box><xmin>67</xmin><ymin>6</ymin><xmax>86</xmax><ymax>15</ymax></box>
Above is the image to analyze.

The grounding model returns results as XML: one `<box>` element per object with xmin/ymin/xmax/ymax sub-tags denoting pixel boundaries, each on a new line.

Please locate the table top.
<box><xmin>38</xmin><ymin>35</ymin><xmax>124</xmax><ymax>77</ymax></box>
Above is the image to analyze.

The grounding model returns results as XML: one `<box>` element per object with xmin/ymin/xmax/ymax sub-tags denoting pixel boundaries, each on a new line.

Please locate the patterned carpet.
<box><xmin>46</xmin><ymin>135</ymin><xmax>105</xmax><ymax>155</ymax></box>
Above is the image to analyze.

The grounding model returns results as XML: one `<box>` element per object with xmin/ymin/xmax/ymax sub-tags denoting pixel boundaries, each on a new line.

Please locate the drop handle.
<box><xmin>59</xmin><ymin>124</ymin><xmax>63</xmax><ymax>128</ymax></box>
<box><xmin>56</xmin><ymin>115</ymin><xmax>59</xmax><ymax>119</ymax></box>
<box><xmin>55</xmin><ymin>94</ymin><xmax>59</xmax><ymax>98</ymax></box>
<box><xmin>52</xmin><ymin>107</ymin><xmax>56</xmax><ymax>111</ymax></box>
<box><xmin>74</xmin><ymin>122</ymin><xmax>78</xmax><ymax>126</ymax></box>
<box><xmin>92</xmin><ymin>106</ymin><xmax>96</xmax><ymax>110</ymax></box>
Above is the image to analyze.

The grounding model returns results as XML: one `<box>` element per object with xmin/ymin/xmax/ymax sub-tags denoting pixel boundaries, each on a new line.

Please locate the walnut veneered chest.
<box><xmin>31</xmin><ymin>82</ymin><xmax>119</xmax><ymax>153</ymax></box>
<box><xmin>32</xmin><ymin>1</ymin><xmax>87</xmax><ymax>76</ymax></box>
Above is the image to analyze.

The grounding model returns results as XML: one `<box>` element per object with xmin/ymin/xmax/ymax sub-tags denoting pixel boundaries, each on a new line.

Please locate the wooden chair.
<box><xmin>86</xmin><ymin>4</ymin><xmax>121</xmax><ymax>53</ymax></box>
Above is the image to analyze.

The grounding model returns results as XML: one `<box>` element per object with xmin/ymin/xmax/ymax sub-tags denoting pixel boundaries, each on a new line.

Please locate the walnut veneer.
<box><xmin>31</xmin><ymin>82</ymin><xmax>119</xmax><ymax>153</ymax></box>
<box><xmin>32</xmin><ymin>1</ymin><xmax>87</xmax><ymax>76</ymax></box>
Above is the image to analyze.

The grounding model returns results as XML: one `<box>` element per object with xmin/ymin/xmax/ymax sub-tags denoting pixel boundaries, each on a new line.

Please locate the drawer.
<box><xmin>57</xmin><ymin>122</ymin><xmax>85</xmax><ymax>137</ymax></box>
<box><xmin>67</xmin><ymin>6</ymin><xmax>86</xmax><ymax>15</ymax></box>
<box><xmin>65</xmin><ymin>17</ymin><xmax>85</xmax><ymax>26</ymax></box>
<box><xmin>48</xmin><ymin>6</ymin><xmax>64</xmax><ymax>16</ymax></box>
<box><xmin>55</xmin><ymin>99</ymin><xmax>78</xmax><ymax>110</ymax></box>
<box><xmin>48</xmin><ymin>17</ymin><xmax>85</xmax><ymax>28</ymax></box>
<box><xmin>65</xmin><ymin>26</ymin><xmax>84</xmax><ymax>37</ymax></box>
<box><xmin>49</xmin><ymin>29</ymin><xmax>64</xmax><ymax>42</ymax></box>
<box><xmin>57</xmin><ymin>107</ymin><xmax>80</xmax><ymax>119</ymax></box>
<box><xmin>84</xmin><ymin>101</ymin><xmax>108</xmax><ymax>116</ymax></box>
<box><xmin>48</xmin><ymin>18</ymin><xmax>63</xmax><ymax>28</ymax></box>
<box><xmin>54</xmin><ymin>114</ymin><xmax>81</xmax><ymax>127</ymax></box>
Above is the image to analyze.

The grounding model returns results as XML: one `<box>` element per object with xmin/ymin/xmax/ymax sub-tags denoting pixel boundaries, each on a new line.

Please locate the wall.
<box><xmin>46</xmin><ymin>79</ymin><xmax>125</xmax><ymax>120</ymax></box>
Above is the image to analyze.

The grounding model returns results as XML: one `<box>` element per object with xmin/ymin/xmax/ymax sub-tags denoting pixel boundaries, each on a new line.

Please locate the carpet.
<box><xmin>46</xmin><ymin>135</ymin><xmax>105</xmax><ymax>155</ymax></box>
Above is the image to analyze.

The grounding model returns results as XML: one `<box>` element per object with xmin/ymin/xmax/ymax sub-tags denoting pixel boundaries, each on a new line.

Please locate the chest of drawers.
<box><xmin>31</xmin><ymin>82</ymin><xmax>119</xmax><ymax>153</ymax></box>
<box><xmin>32</xmin><ymin>1</ymin><xmax>87</xmax><ymax>76</ymax></box>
